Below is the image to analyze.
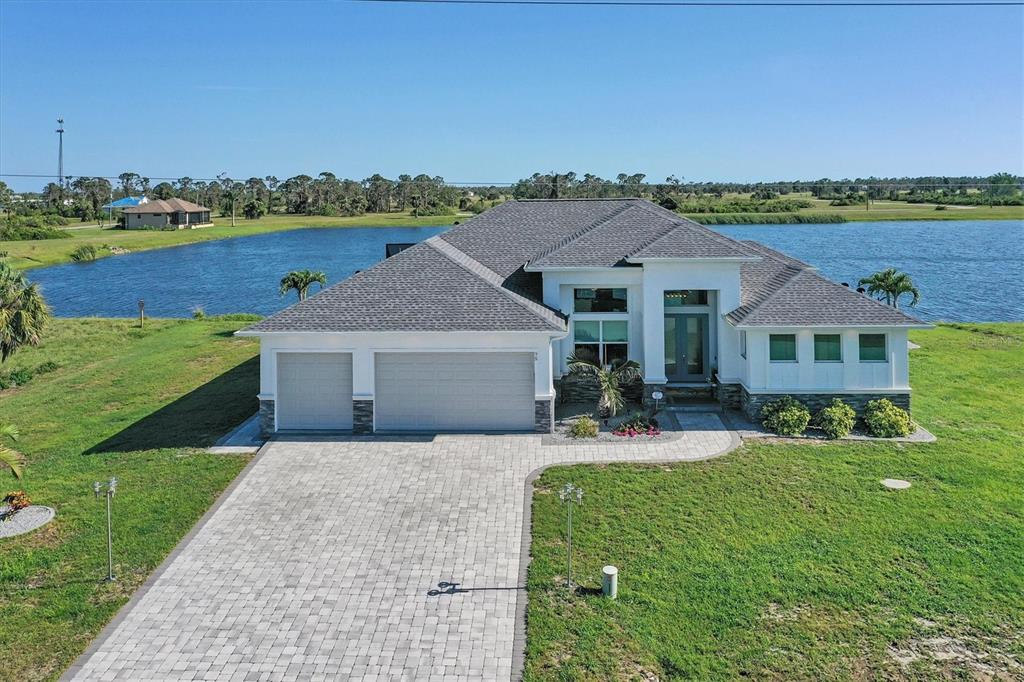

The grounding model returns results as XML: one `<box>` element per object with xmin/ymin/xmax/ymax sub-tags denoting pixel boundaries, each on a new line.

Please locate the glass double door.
<box><xmin>664</xmin><ymin>313</ymin><xmax>709</xmax><ymax>382</ymax></box>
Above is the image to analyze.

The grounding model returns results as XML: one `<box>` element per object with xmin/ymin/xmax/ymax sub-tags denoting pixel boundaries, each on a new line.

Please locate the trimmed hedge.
<box><xmin>863</xmin><ymin>398</ymin><xmax>914</xmax><ymax>437</ymax></box>
<box><xmin>569</xmin><ymin>415</ymin><xmax>599</xmax><ymax>439</ymax></box>
<box><xmin>814</xmin><ymin>398</ymin><xmax>856</xmax><ymax>439</ymax></box>
<box><xmin>760</xmin><ymin>396</ymin><xmax>810</xmax><ymax>436</ymax></box>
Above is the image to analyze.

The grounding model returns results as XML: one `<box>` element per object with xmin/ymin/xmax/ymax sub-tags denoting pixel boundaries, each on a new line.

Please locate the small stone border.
<box><xmin>0</xmin><ymin>505</ymin><xmax>56</xmax><ymax>539</ymax></box>
<box><xmin>544</xmin><ymin>410</ymin><xmax>685</xmax><ymax>445</ymax></box>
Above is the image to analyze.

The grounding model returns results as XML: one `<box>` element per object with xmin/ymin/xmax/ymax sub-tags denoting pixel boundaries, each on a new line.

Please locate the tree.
<box><xmin>566</xmin><ymin>352</ymin><xmax>642</xmax><ymax>419</ymax></box>
<box><xmin>279</xmin><ymin>270</ymin><xmax>327</xmax><ymax>301</ymax></box>
<box><xmin>152</xmin><ymin>182</ymin><xmax>176</xmax><ymax>200</ymax></box>
<box><xmin>858</xmin><ymin>267</ymin><xmax>920</xmax><ymax>309</ymax></box>
<box><xmin>243</xmin><ymin>198</ymin><xmax>266</xmax><ymax>220</ymax></box>
<box><xmin>0</xmin><ymin>423</ymin><xmax>24</xmax><ymax>480</ymax></box>
<box><xmin>0</xmin><ymin>261</ymin><xmax>50</xmax><ymax>363</ymax></box>
<box><xmin>264</xmin><ymin>176</ymin><xmax>279</xmax><ymax>214</ymax></box>
<box><xmin>118</xmin><ymin>172</ymin><xmax>142</xmax><ymax>197</ymax></box>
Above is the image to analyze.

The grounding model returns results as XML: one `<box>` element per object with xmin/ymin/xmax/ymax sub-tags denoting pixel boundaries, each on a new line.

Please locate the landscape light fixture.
<box><xmin>93</xmin><ymin>477</ymin><xmax>118</xmax><ymax>581</ymax></box>
<box><xmin>558</xmin><ymin>482</ymin><xmax>583</xmax><ymax>589</ymax></box>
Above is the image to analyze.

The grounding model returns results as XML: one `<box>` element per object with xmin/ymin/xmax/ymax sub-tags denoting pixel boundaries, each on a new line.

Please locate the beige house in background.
<box><xmin>122</xmin><ymin>198</ymin><xmax>213</xmax><ymax>229</ymax></box>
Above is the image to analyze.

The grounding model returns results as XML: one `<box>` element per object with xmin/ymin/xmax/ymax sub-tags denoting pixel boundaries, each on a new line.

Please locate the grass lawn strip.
<box><xmin>0</xmin><ymin>318</ymin><xmax>259</xmax><ymax>681</ymax></box>
<box><xmin>525</xmin><ymin>322</ymin><xmax>1024</xmax><ymax>680</ymax></box>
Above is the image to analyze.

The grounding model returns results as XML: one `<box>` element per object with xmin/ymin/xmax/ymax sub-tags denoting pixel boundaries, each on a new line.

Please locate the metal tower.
<box><xmin>56</xmin><ymin>117</ymin><xmax>65</xmax><ymax>186</ymax></box>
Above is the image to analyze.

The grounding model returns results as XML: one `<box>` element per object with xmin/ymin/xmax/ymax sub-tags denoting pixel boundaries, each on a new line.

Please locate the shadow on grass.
<box><xmin>86</xmin><ymin>357</ymin><xmax>259</xmax><ymax>454</ymax></box>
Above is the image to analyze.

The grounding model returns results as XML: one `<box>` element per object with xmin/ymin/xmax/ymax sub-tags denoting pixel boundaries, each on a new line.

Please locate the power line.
<box><xmin>347</xmin><ymin>0</ymin><xmax>1023</xmax><ymax>7</ymax></box>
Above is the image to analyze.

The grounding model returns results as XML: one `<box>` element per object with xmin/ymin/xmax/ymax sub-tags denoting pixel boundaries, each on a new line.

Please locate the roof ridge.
<box><xmin>426</xmin><ymin>237</ymin><xmax>566</xmax><ymax>330</ymax></box>
<box><xmin>726</xmin><ymin>264</ymin><xmax>804</xmax><ymax>323</ymax></box>
<box><xmin>628</xmin><ymin>200</ymin><xmax>765</xmax><ymax>257</ymax></box>
<box><xmin>799</xmin><ymin>269</ymin><xmax>926</xmax><ymax>323</ymax></box>
<box><xmin>524</xmin><ymin>202</ymin><xmax>633</xmax><ymax>268</ymax></box>
<box><xmin>739</xmin><ymin>240</ymin><xmax>813</xmax><ymax>269</ymax></box>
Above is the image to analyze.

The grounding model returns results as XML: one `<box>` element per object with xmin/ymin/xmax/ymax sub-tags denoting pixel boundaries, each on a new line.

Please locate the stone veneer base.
<box><xmin>740</xmin><ymin>386</ymin><xmax>911</xmax><ymax>421</ymax></box>
<box><xmin>353</xmin><ymin>400</ymin><xmax>374</xmax><ymax>434</ymax></box>
<box><xmin>534</xmin><ymin>399</ymin><xmax>554</xmax><ymax>434</ymax></box>
<box><xmin>258</xmin><ymin>399</ymin><xmax>275</xmax><ymax>438</ymax></box>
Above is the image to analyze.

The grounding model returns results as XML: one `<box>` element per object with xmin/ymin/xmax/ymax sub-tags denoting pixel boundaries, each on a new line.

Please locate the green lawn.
<box><xmin>526</xmin><ymin>323</ymin><xmax>1024</xmax><ymax>680</ymax></box>
<box><xmin>0</xmin><ymin>318</ymin><xmax>260</xmax><ymax>681</ymax></box>
<box><xmin>2</xmin><ymin>211</ymin><xmax>465</xmax><ymax>271</ymax></box>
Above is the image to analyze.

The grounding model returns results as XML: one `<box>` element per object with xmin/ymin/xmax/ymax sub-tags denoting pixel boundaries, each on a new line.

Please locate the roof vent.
<box><xmin>841</xmin><ymin>282</ymin><xmax>850</xmax><ymax>287</ymax></box>
<box><xmin>385</xmin><ymin>243</ymin><xmax>415</xmax><ymax>258</ymax></box>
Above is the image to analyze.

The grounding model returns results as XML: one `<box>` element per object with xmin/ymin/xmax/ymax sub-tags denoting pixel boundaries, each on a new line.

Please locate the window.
<box><xmin>664</xmin><ymin>289</ymin><xmax>708</xmax><ymax>306</ymax></box>
<box><xmin>574</xmin><ymin>288</ymin><xmax>627</xmax><ymax>313</ymax></box>
<box><xmin>769</xmin><ymin>334</ymin><xmax>797</xmax><ymax>362</ymax></box>
<box><xmin>859</xmin><ymin>334</ymin><xmax>887</xmax><ymax>362</ymax></box>
<box><xmin>740</xmin><ymin>331</ymin><xmax>747</xmax><ymax>359</ymax></box>
<box><xmin>814</xmin><ymin>334</ymin><xmax>842</xmax><ymax>362</ymax></box>
<box><xmin>574</xmin><ymin>320</ymin><xmax>628</xmax><ymax>367</ymax></box>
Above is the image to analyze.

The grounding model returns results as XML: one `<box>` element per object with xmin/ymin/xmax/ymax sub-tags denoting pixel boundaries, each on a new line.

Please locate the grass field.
<box><xmin>525</xmin><ymin>323</ymin><xmax>1024</xmax><ymax>680</ymax></box>
<box><xmin>0</xmin><ymin>318</ymin><xmax>260</xmax><ymax>681</ymax></box>
<box><xmin>2</xmin><ymin>211</ymin><xmax>465</xmax><ymax>271</ymax></box>
<box><xmin>682</xmin><ymin>193</ymin><xmax>1024</xmax><ymax>224</ymax></box>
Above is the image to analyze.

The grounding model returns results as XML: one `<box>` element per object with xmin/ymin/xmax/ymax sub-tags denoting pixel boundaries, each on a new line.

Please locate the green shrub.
<box><xmin>34</xmin><ymin>360</ymin><xmax>59</xmax><ymax>375</ymax></box>
<box><xmin>70</xmin><ymin>244</ymin><xmax>99</xmax><ymax>262</ymax></box>
<box><xmin>760</xmin><ymin>396</ymin><xmax>811</xmax><ymax>436</ymax></box>
<box><xmin>863</xmin><ymin>398</ymin><xmax>913</xmax><ymax>437</ymax></box>
<box><xmin>814</xmin><ymin>398</ymin><xmax>856</xmax><ymax>439</ymax></box>
<box><xmin>192</xmin><ymin>307</ymin><xmax>207</xmax><ymax>320</ymax></box>
<box><xmin>569</xmin><ymin>415</ymin><xmax>599</xmax><ymax>439</ymax></box>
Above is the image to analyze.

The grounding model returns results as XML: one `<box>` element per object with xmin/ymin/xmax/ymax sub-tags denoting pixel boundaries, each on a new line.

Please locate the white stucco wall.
<box><xmin>253</xmin><ymin>331</ymin><xmax>560</xmax><ymax>402</ymax></box>
<box><xmin>636</xmin><ymin>260</ymin><xmax>744</xmax><ymax>384</ymax></box>
<box><xmin>741</xmin><ymin>327</ymin><xmax>910</xmax><ymax>392</ymax></box>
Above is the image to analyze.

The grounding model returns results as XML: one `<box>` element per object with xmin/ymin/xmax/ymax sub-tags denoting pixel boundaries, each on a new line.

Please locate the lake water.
<box><xmin>28</xmin><ymin>219</ymin><xmax>1024</xmax><ymax>322</ymax></box>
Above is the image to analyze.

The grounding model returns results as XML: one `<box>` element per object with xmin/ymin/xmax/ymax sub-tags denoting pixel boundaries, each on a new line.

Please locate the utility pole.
<box><xmin>56</xmin><ymin>117</ymin><xmax>65</xmax><ymax>187</ymax></box>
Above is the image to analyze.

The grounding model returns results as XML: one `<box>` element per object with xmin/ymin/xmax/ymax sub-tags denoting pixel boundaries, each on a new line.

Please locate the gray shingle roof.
<box><xmin>123</xmin><ymin>198</ymin><xmax>210</xmax><ymax>213</ymax></box>
<box><xmin>242</xmin><ymin>238</ymin><xmax>565</xmax><ymax>333</ymax></box>
<box><xmin>243</xmin><ymin>199</ymin><xmax>926</xmax><ymax>334</ymax></box>
<box><xmin>726</xmin><ymin>242</ymin><xmax>926</xmax><ymax>327</ymax></box>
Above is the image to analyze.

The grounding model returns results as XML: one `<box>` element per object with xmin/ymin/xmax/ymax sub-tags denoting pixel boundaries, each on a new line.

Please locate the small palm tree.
<box><xmin>567</xmin><ymin>352</ymin><xmax>642</xmax><ymax>420</ymax></box>
<box><xmin>0</xmin><ymin>261</ymin><xmax>50</xmax><ymax>363</ymax></box>
<box><xmin>858</xmin><ymin>267</ymin><xmax>920</xmax><ymax>309</ymax></box>
<box><xmin>0</xmin><ymin>423</ymin><xmax>24</xmax><ymax>480</ymax></box>
<box><xmin>279</xmin><ymin>270</ymin><xmax>327</xmax><ymax>301</ymax></box>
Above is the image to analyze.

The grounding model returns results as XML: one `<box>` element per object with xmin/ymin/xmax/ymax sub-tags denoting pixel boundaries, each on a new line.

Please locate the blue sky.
<box><xmin>1</xmin><ymin>0</ymin><xmax>1021</xmax><ymax>191</ymax></box>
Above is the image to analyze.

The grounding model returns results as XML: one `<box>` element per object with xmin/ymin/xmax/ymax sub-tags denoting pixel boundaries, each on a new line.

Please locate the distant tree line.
<box><xmin>509</xmin><ymin>171</ymin><xmax>1023</xmax><ymax>206</ymax></box>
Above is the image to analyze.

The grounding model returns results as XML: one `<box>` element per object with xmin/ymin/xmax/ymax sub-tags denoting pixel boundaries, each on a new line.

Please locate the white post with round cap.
<box><xmin>602</xmin><ymin>565</ymin><xmax>618</xmax><ymax>599</ymax></box>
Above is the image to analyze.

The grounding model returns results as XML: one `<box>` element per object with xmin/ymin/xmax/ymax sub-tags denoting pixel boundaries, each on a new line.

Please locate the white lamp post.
<box><xmin>93</xmin><ymin>477</ymin><xmax>118</xmax><ymax>581</ymax></box>
<box><xmin>559</xmin><ymin>483</ymin><xmax>583</xmax><ymax>589</ymax></box>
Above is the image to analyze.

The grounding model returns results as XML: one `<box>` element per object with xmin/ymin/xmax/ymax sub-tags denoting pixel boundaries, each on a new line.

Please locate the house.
<box><xmin>122</xmin><ymin>198</ymin><xmax>212</xmax><ymax>229</ymax></box>
<box><xmin>238</xmin><ymin>199</ymin><xmax>929</xmax><ymax>435</ymax></box>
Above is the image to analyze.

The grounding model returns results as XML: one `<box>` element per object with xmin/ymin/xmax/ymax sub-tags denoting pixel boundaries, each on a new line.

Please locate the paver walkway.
<box><xmin>65</xmin><ymin>414</ymin><xmax>737</xmax><ymax>681</ymax></box>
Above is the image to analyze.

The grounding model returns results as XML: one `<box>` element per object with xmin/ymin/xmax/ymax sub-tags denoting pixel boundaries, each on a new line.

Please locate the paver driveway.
<box><xmin>66</xmin><ymin>414</ymin><xmax>736</xmax><ymax>681</ymax></box>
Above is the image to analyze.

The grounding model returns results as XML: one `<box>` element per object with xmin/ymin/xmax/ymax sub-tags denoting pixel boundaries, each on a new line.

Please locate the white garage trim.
<box><xmin>276</xmin><ymin>352</ymin><xmax>353</xmax><ymax>430</ymax></box>
<box><xmin>375</xmin><ymin>352</ymin><xmax>535</xmax><ymax>432</ymax></box>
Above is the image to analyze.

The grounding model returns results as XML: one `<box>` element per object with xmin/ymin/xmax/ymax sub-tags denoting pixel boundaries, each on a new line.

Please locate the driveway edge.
<box><xmin>511</xmin><ymin>422</ymin><xmax>742</xmax><ymax>681</ymax></box>
<box><xmin>60</xmin><ymin>442</ymin><xmax>272</xmax><ymax>681</ymax></box>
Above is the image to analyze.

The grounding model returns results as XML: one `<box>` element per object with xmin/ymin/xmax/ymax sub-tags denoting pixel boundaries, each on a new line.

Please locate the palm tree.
<box><xmin>279</xmin><ymin>270</ymin><xmax>327</xmax><ymax>301</ymax></box>
<box><xmin>0</xmin><ymin>423</ymin><xmax>24</xmax><ymax>480</ymax></box>
<box><xmin>567</xmin><ymin>352</ymin><xmax>642</xmax><ymax>420</ymax></box>
<box><xmin>858</xmin><ymin>268</ymin><xmax>921</xmax><ymax>309</ymax></box>
<box><xmin>0</xmin><ymin>262</ymin><xmax>50</xmax><ymax>363</ymax></box>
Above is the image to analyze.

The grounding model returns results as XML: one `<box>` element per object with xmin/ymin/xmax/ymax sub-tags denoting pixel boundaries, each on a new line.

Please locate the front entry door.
<box><xmin>664</xmin><ymin>314</ymin><xmax>710</xmax><ymax>382</ymax></box>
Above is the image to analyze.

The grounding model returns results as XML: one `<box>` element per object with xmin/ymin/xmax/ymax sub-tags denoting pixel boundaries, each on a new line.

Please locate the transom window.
<box><xmin>859</xmin><ymin>334</ymin><xmax>887</xmax><ymax>362</ymax></box>
<box><xmin>814</xmin><ymin>334</ymin><xmax>842</xmax><ymax>362</ymax></box>
<box><xmin>769</xmin><ymin>334</ymin><xmax>797</xmax><ymax>362</ymax></box>
<box><xmin>574</xmin><ymin>320</ymin><xmax>628</xmax><ymax>367</ymax></box>
<box><xmin>573</xmin><ymin>288</ymin><xmax>627</xmax><ymax>313</ymax></box>
<box><xmin>664</xmin><ymin>289</ymin><xmax>708</xmax><ymax>306</ymax></box>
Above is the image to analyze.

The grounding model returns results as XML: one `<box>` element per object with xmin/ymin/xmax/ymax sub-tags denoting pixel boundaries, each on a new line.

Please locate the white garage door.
<box><xmin>375</xmin><ymin>352</ymin><xmax>535</xmax><ymax>432</ymax></box>
<box><xmin>276</xmin><ymin>353</ymin><xmax>353</xmax><ymax>430</ymax></box>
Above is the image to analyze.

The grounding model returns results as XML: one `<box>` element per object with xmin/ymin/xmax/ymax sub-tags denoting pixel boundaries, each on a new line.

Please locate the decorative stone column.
<box><xmin>534</xmin><ymin>398</ymin><xmax>554</xmax><ymax>434</ymax></box>
<box><xmin>353</xmin><ymin>399</ymin><xmax>374</xmax><ymax>434</ymax></box>
<box><xmin>258</xmin><ymin>399</ymin><xmax>276</xmax><ymax>438</ymax></box>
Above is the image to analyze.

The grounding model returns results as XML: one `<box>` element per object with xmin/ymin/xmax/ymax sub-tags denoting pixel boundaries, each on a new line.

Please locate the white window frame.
<box><xmin>572</xmin><ymin>316</ymin><xmax>629</xmax><ymax>367</ymax></box>
<box><xmin>858</xmin><ymin>333</ymin><xmax>888</xmax><ymax>363</ymax></box>
<box><xmin>813</xmin><ymin>333</ymin><xmax>843</xmax><ymax>363</ymax></box>
<box><xmin>769</xmin><ymin>333</ymin><xmax>798</xmax><ymax>363</ymax></box>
